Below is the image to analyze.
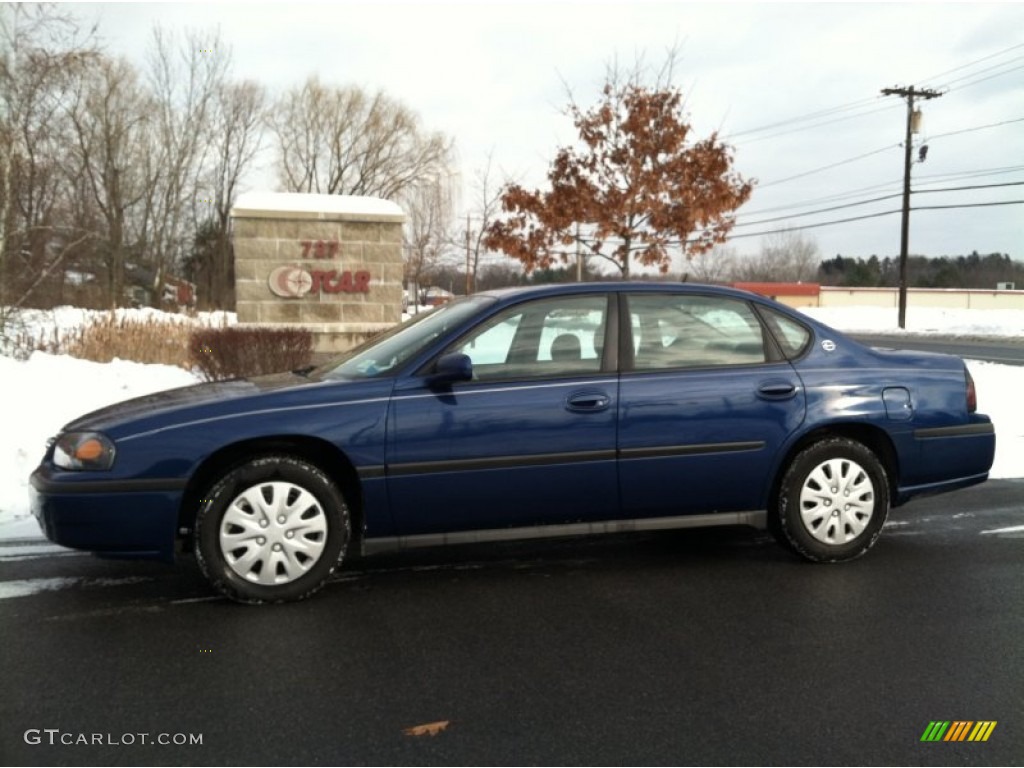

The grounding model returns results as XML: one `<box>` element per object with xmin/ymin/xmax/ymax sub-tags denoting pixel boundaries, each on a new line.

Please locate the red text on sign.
<box><xmin>300</xmin><ymin>240</ymin><xmax>339</xmax><ymax>259</ymax></box>
<box><xmin>310</xmin><ymin>270</ymin><xmax>371</xmax><ymax>294</ymax></box>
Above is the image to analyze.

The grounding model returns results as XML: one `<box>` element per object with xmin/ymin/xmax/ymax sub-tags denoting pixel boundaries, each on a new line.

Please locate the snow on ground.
<box><xmin>0</xmin><ymin>353</ymin><xmax>199</xmax><ymax>538</ymax></box>
<box><xmin>0</xmin><ymin>305</ymin><xmax>1020</xmax><ymax>542</ymax></box>
<box><xmin>799</xmin><ymin>306</ymin><xmax>1024</xmax><ymax>338</ymax></box>
<box><xmin>963</xmin><ymin>360</ymin><xmax>1023</xmax><ymax>481</ymax></box>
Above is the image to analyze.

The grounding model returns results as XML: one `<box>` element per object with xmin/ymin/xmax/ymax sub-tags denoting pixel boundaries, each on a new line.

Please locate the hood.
<box><xmin>62</xmin><ymin>371</ymin><xmax>326</xmax><ymax>433</ymax></box>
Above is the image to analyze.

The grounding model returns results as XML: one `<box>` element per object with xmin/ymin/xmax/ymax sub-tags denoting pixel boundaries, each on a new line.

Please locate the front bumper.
<box><xmin>30</xmin><ymin>465</ymin><xmax>186</xmax><ymax>562</ymax></box>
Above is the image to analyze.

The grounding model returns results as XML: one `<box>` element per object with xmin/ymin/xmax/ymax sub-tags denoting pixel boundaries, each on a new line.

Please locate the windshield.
<box><xmin>318</xmin><ymin>296</ymin><xmax>495</xmax><ymax>379</ymax></box>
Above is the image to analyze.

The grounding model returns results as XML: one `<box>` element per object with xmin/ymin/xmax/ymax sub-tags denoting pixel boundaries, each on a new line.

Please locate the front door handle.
<box><xmin>566</xmin><ymin>391</ymin><xmax>611</xmax><ymax>412</ymax></box>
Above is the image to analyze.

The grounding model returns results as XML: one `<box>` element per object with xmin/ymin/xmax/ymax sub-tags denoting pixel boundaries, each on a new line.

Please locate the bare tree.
<box><xmin>66</xmin><ymin>54</ymin><xmax>152</xmax><ymax>307</ymax></box>
<box><xmin>457</xmin><ymin>151</ymin><xmax>506</xmax><ymax>293</ymax></box>
<box><xmin>141</xmin><ymin>26</ymin><xmax>229</xmax><ymax>296</ymax></box>
<box><xmin>732</xmin><ymin>228</ymin><xmax>820</xmax><ymax>282</ymax></box>
<box><xmin>0</xmin><ymin>4</ymin><xmax>97</xmax><ymax>323</ymax></box>
<box><xmin>474</xmin><ymin>261</ymin><xmax>523</xmax><ymax>291</ymax></box>
<box><xmin>402</xmin><ymin>176</ymin><xmax>453</xmax><ymax>309</ymax></box>
<box><xmin>188</xmin><ymin>79</ymin><xmax>266</xmax><ymax>308</ymax></box>
<box><xmin>761</xmin><ymin>228</ymin><xmax>820</xmax><ymax>282</ymax></box>
<box><xmin>269</xmin><ymin>76</ymin><xmax>453</xmax><ymax>200</ymax></box>
<box><xmin>686</xmin><ymin>245</ymin><xmax>735</xmax><ymax>284</ymax></box>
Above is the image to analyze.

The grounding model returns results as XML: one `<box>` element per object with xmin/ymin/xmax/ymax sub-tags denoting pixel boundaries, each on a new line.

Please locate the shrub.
<box><xmin>189</xmin><ymin>326</ymin><xmax>313</xmax><ymax>381</ymax></box>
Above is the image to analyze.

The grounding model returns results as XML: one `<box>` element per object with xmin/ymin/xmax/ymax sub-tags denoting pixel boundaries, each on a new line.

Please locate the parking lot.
<box><xmin>2</xmin><ymin>479</ymin><xmax>1021</xmax><ymax>766</ymax></box>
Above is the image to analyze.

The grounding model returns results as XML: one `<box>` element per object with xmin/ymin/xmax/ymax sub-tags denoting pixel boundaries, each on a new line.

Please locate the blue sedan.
<box><xmin>30</xmin><ymin>283</ymin><xmax>996</xmax><ymax>603</ymax></box>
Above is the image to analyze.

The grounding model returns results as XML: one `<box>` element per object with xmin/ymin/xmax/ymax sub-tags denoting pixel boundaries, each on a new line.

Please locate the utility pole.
<box><xmin>881</xmin><ymin>85</ymin><xmax>942</xmax><ymax>328</ymax></box>
<box><xmin>575</xmin><ymin>222</ymin><xmax>582</xmax><ymax>282</ymax></box>
<box><xmin>465</xmin><ymin>213</ymin><xmax>471</xmax><ymax>295</ymax></box>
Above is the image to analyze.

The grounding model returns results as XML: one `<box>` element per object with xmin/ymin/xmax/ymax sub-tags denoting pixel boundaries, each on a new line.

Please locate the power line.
<box><xmin>718</xmin><ymin>46</ymin><xmax>1022</xmax><ymax>152</ymax></box>
<box><xmin>734</xmin><ymin>103</ymin><xmax>899</xmax><ymax>146</ymax></box>
<box><xmin>928</xmin><ymin>116</ymin><xmax>1024</xmax><ymax>141</ymax></box>
<box><xmin>720</xmin><ymin>199</ymin><xmax>1023</xmax><ymax>243</ymax></box>
<box><xmin>947</xmin><ymin>63</ymin><xmax>1024</xmax><ymax>93</ymax></box>
<box><xmin>725</xmin><ymin>44</ymin><xmax>1024</xmax><ymax>143</ymax></box>
<box><xmin>733</xmin><ymin>181</ymin><xmax>1024</xmax><ymax>228</ymax></box>
<box><xmin>937</xmin><ymin>54</ymin><xmax>1024</xmax><ymax>87</ymax></box>
<box><xmin>725</xmin><ymin>209</ymin><xmax>902</xmax><ymax>240</ymax></box>
<box><xmin>915</xmin><ymin>164</ymin><xmax>1024</xmax><ymax>184</ymax></box>
<box><xmin>734</xmin><ymin>193</ymin><xmax>903</xmax><ymax>228</ymax></box>
<box><xmin>920</xmin><ymin>42</ymin><xmax>1024</xmax><ymax>84</ymax></box>
<box><xmin>750</xmin><ymin>87</ymin><xmax>1017</xmax><ymax>197</ymax></box>
<box><xmin>913</xmin><ymin>199</ymin><xmax>1024</xmax><ymax>211</ymax></box>
<box><xmin>757</xmin><ymin>144</ymin><xmax>900</xmax><ymax>188</ymax></box>
<box><xmin>725</xmin><ymin>96</ymin><xmax>881</xmax><ymax>140</ymax></box>
<box><xmin>740</xmin><ymin>178</ymin><xmax>905</xmax><ymax>215</ymax></box>
<box><xmin>913</xmin><ymin>180</ymin><xmax>1024</xmax><ymax>195</ymax></box>
<box><xmin>738</xmin><ymin>166</ymin><xmax>1024</xmax><ymax>217</ymax></box>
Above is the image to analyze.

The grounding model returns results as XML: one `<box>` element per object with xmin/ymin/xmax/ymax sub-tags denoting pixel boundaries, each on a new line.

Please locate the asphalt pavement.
<box><xmin>1</xmin><ymin>479</ymin><xmax>1022</xmax><ymax>766</ymax></box>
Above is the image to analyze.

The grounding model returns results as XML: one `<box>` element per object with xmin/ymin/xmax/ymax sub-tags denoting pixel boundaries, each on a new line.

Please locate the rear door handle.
<box><xmin>566</xmin><ymin>391</ymin><xmax>612</xmax><ymax>412</ymax></box>
<box><xmin>757</xmin><ymin>380</ymin><xmax>798</xmax><ymax>400</ymax></box>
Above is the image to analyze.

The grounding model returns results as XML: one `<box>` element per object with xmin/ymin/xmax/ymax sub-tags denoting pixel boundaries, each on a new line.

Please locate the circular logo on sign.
<box><xmin>821</xmin><ymin>339</ymin><xmax>836</xmax><ymax>352</ymax></box>
<box><xmin>268</xmin><ymin>266</ymin><xmax>313</xmax><ymax>298</ymax></box>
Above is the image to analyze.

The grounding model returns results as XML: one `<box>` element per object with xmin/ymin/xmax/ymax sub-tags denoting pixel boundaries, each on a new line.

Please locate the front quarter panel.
<box><xmin>32</xmin><ymin>379</ymin><xmax>396</xmax><ymax>559</ymax></box>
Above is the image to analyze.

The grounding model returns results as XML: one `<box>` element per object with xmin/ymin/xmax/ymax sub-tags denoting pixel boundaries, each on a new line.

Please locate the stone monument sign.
<box><xmin>230</xmin><ymin>192</ymin><xmax>405</xmax><ymax>357</ymax></box>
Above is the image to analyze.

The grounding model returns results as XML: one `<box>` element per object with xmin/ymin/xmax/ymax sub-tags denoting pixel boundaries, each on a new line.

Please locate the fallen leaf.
<box><xmin>402</xmin><ymin>720</ymin><xmax>450</xmax><ymax>737</ymax></box>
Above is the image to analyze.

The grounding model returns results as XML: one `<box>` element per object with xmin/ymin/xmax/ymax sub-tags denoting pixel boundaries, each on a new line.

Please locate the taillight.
<box><xmin>965</xmin><ymin>367</ymin><xmax>977</xmax><ymax>413</ymax></box>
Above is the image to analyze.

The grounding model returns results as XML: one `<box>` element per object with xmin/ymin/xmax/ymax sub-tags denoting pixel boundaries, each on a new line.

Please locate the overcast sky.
<box><xmin>72</xmin><ymin>1</ymin><xmax>1024</xmax><ymax>269</ymax></box>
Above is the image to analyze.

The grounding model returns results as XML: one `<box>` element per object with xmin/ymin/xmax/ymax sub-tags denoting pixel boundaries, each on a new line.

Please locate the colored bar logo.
<box><xmin>921</xmin><ymin>721</ymin><xmax>997</xmax><ymax>742</ymax></box>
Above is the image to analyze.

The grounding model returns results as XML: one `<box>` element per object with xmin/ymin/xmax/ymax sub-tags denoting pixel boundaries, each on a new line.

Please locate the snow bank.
<box><xmin>0</xmin><ymin>352</ymin><xmax>200</xmax><ymax>535</ymax></box>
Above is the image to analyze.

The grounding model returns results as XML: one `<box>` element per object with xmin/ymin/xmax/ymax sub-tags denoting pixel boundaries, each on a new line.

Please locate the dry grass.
<box><xmin>24</xmin><ymin>313</ymin><xmax>195</xmax><ymax>369</ymax></box>
<box><xmin>6</xmin><ymin>310</ymin><xmax>310</xmax><ymax>378</ymax></box>
<box><xmin>67</xmin><ymin>314</ymin><xmax>194</xmax><ymax>368</ymax></box>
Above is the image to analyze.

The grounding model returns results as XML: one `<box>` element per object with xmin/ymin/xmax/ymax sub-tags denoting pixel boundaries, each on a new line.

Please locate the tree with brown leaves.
<box><xmin>484</xmin><ymin>73</ymin><xmax>753</xmax><ymax>278</ymax></box>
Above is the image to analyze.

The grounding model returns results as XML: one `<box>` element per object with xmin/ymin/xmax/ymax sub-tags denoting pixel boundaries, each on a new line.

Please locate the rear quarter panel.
<box><xmin>789</xmin><ymin>328</ymin><xmax>994</xmax><ymax>497</ymax></box>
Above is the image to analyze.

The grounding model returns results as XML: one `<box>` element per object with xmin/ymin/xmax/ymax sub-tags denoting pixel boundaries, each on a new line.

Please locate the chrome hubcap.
<box><xmin>219</xmin><ymin>481</ymin><xmax>328</xmax><ymax>585</ymax></box>
<box><xmin>799</xmin><ymin>458</ymin><xmax>875</xmax><ymax>545</ymax></box>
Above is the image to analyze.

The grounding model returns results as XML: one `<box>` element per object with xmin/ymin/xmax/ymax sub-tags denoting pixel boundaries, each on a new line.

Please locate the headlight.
<box><xmin>53</xmin><ymin>432</ymin><xmax>117</xmax><ymax>471</ymax></box>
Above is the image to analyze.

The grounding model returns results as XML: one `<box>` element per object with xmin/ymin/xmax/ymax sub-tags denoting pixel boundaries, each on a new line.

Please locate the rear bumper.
<box><xmin>896</xmin><ymin>418</ymin><xmax>996</xmax><ymax>505</ymax></box>
<box><xmin>896</xmin><ymin>471</ymin><xmax>990</xmax><ymax>505</ymax></box>
<box><xmin>30</xmin><ymin>466</ymin><xmax>184</xmax><ymax>562</ymax></box>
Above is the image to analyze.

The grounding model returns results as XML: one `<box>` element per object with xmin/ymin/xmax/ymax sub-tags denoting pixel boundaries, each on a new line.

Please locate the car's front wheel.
<box><xmin>195</xmin><ymin>455</ymin><xmax>350</xmax><ymax>603</ymax></box>
<box><xmin>772</xmin><ymin>437</ymin><xmax>889</xmax><ymax>562</ymax></box>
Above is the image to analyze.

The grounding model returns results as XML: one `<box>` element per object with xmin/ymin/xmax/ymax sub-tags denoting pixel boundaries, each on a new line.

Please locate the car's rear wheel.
<box><xmin>772</xmin><ymin>437</ymin><xmax>889</xmax><ymax>562</ymax></box>
<box><xmin>195</xmin><ymin>455</ymin><xmax>350</xmax><ymax>603</ymax></box>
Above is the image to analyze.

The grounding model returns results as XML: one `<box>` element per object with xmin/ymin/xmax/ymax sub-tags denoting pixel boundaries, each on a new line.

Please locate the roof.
<box><xmin>477</xmin><ymin>281</ymin><xmax>769</xmax><ymax>302</ymax></box>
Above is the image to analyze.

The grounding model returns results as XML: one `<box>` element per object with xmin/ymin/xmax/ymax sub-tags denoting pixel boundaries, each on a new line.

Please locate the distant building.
<box><xmin>731</xmin><ymin>282</ymin><xmax>820</xmax><ymax>308</ymax></box>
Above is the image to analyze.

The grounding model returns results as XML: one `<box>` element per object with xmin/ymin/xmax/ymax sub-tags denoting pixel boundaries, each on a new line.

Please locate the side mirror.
<box><xmin>429</xmin><ymin>353</ymin><xmax>473</xmax><ymax>386</ymax></box>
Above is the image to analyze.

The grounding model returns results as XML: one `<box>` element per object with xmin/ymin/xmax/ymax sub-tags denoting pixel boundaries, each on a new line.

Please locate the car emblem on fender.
<box><xmin>821</xmin><ymin>339</ymin><xmax>836</xmax><ymax>352</ymax></box>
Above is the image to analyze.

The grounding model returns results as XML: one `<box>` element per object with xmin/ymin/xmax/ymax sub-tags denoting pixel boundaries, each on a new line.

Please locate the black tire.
<box><xmin>772</xmin><ymin>437</ymin><xmax>889</xmax><ymax>563</ymax></box>
<box><xmin>195</xmin><ymin>455</ymin><xmax>350</xmax><ymax>603</ymax></box>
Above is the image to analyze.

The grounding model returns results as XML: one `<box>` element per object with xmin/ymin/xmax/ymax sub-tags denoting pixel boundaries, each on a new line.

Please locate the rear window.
<box><xmin>760</xmin><ymin>307</ymin><xmax>812</xmax><ymax>359</ymax></box>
